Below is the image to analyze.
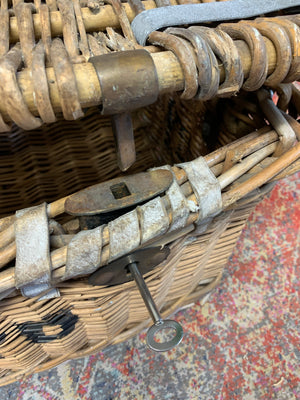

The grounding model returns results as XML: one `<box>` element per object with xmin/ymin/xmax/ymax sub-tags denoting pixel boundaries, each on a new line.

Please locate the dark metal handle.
<box><xmin>131</xmin><ymin>0</ymin><xmax>300</xmax><ymax>45</ymax></box>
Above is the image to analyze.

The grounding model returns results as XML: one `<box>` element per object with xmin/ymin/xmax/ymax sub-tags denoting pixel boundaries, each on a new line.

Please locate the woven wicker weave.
<box><xmin>0</xmin><ymin>0</ymin><xmax>299</xmax><ymax>386</ymax></box>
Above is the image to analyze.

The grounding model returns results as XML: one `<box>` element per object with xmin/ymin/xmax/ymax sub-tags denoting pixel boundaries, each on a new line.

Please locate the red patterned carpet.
<box><xmin>0</xmin><ymin>171</ymin><xmax>299</xmax><ymax>399</ymax></box>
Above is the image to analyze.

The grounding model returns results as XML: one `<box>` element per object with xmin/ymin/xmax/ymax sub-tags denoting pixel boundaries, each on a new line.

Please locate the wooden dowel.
<box><xmin>0</xmin><ymin>215</ymin><xmax>15</xmax><ymax>233</ymax></box>
<box><xmin>0</xmin><ymin>38</ymin><xmax>278</xmax><ymax>122</ymax></box>
<box><xmin>47</xmin><ymin>195</ymin><xmax>71</xmax><ymax>218</ymax></box>
<box><xmin>267</xmin><ymin>159</ymin><xmax>300</xmax><ymax>181</ymax></box>
<box><xmin>205</xmin><ymin>126</ymin><xmax>270</xmax><ymax>167</ymax></box>
<box><xmin>218</xmin><ymin>143</ymin><xmax>277</xmax><ymax>189</ymax></box>
<box><xmin>0</xmin><ymin>223</ymin><xmax>14</xmax><ymax>248</ymax></box>
<box><xmin>234</xmin><ymin>158</ymin><xmax>300</xmax><ymax>185</ymax></box>
<box><xmin>222</xmin><ymin>142</ymin><xmax>300</xmax><ymax>208</ymax></box>
<box><xmin>221</xmin><ymin>129</ymin><xmax>278</xmax><ymax>168</ymax></box>
<box><xmin>0</xmin><ymin>241</ymin><xmax>16</xmax><ymax>268</ymax></box>
<box><xmin>0</xmin><ymin>267</ymin><xmax>15</xmax><ymax>292</ymax></box>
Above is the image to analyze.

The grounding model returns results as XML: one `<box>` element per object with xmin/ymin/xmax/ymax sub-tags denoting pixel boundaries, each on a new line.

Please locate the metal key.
<box><xmin>89</xmin><ymin>247</ymin><xmax>183</xmax><ymax>351</ymax></box>
<box><xmin>128</xmin><ymin>259</ymin><xmax>183</xmax><ymax>352</ymax></box>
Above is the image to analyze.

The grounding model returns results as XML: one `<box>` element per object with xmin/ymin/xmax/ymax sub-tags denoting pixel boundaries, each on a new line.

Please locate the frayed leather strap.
<box><xmin>15</xmin><ymin>203</ymin><xmax>53</xmax><ymax>297</ymax></box>
<box><xmin>177</xmin><ymin>157</ymin><xmax>222</xmax><ymax>223</ymax></box>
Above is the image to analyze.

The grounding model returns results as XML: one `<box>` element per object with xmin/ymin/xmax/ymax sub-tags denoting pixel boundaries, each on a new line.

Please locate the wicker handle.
<box><xmin>0</xmin><ymin>6</ymin><xmax>300</xmax><ymax>129</ymax></box>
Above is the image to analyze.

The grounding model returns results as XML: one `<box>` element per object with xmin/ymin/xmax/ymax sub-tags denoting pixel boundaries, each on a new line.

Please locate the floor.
<box><xmin>0</xmin><ymin>171</ymin><xmax>299</xmax><ymax>400</ymax></box>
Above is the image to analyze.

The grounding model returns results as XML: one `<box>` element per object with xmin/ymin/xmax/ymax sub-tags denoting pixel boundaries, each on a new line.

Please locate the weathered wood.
<box><xmin>14</xmin><ymin>2</ymin><xmax>35</xmax><ymax>67</ymax></box>
<box><xmin>0</xmin><ymin>9</ymin><xmax>9</xmax><ymax>56</ymax></box>
<box><xmin>57</xmin><ymin>0</ymin><xmax>82</xmax><ymax>63</ymax></box>
<box><xmin>39</xmin><ymin>4</ymin><xmax>52</xmax><ymax>64</ymax></box>
<box><xmin>222</xmin><ymin>142</ymin><xmax>300</xmax><ymax>207</ymax></box>
<box><xmin>0</xmin><ymin>38</ymin><xmax>278</xmax><ymax>122</ymax></box>
<box><xmin>73</xmin><ymin>0</ymin><xmax>90</xmax><ymax>60</ymax></box>
<box><xmin>50</xmin><ymin>38</ymin><xmax>84</xmax><ymax>120</ymax></box>
<box><xmin>0</xmin><ymin>45</ymin><xmax>42</xmax><ymax>129</ymax></box>
<box><xmin>31</xmin><ymin>41</ymin><xmax>56</xmax><ymax>123</ymax></box>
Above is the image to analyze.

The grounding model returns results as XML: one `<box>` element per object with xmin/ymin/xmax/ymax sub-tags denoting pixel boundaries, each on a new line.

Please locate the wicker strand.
<box><xmin>45</xmin><ymin>0</ymin><xmax>57</xmax><ymax>11</ymax></box>
<box><xmin>219</xmin><ymin>22</ymin><xmax>268</xmax><ymax>91</ymax></box>
<box><xmin>105</xmin><ymin>0</ymin><xmax>138</xmax><ymax>45</ymax></box>
<box><xmin>269</xmin><ymin>18</ymin><xmax>300</xmax><ymax>83</ymax></box>
<box><xmin>128</xmin><ymin>0</ymin><xmax>145</xmax><ymax>15</ymax></box>
<box><xmin>39</xmin><ymin>4</ymin><xmax>52</xmax><ymax>65</ymax></box>
<box><xmin>34</xmin><ymin>0</ymin><xmax>41</xmax><ymax>11</ymax></box>
<box><xmin>56</xmin><ymin>0</ymin><xmax>84</xmax><ymax>63</ymax></box>
<box><xmin>248</xmin><ymin>20</ymin><xmax>292</xmax><ymax>86</ymax></box>
<box><xmin>150</xmin><ymin>18</ymin><xmax>299</xmax><ymax>100</ymax></box>
<box><xmin>72</xmin><ymin>0</ymin><xmax>90</xmax><ymax>60</ymax></box>
<box><xmin>14</xmin><ymin>1</ymin><xmax>35</xmax><ymax>68</ymax></box>
<box><xmin>0</xmin><ymin>44</ymin><xmax>42</xmax><ymax>130</ymax></box>
<box><xmin>87</xmin><ymin>33</ymin><xmax>110</xmax><ymax>55</ymax></box>
<box><xmin>149</xmin><ymin>31</ymin><xmax>199</xmax><ymax>99</ymax></box>
<box><xmin>2</xmin><ymin>15</ymin><xmax>299</xmax><ymax>130</ymax></box>
<box><xmin>257</xmin><ymin>88</ymin><xmax>296</xmax><ymax>157</ymax></box>
<box><xmin>50</xmin><ymin>38</ymin><xmax>84</xmax><ymax>120</ymax></box>
<box><xmin>31</xmin><ymin>41</ymin><xmax>57</xmax><ymax>123</ymax></box>
<box><xmin>0</xmin><ymin>7</ymin><xmax>9</xmax><ymax>56</ymax></box>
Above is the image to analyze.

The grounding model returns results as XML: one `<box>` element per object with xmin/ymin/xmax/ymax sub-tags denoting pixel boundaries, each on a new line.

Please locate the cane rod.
<box><xmin>0</xmin><ymin>39</ymin><xmax>279</xmax><ymax>122</ymax></box>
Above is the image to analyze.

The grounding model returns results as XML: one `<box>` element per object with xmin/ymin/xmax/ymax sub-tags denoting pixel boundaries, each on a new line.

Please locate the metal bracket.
<box><xmin>131</xmin><ymin>0</ymin><xmax>300</xmax><ymax>45</ymax></box>
<box><xmin>65</xmin><ymin>169</ymin><xmax>173</xmax><ymax>217</ymax></box>
<box><xmin>89</xmin><ymin>247</ymin><xmax>170</xmax><ymax>286</ymax></box>
<box><xmin>89</xmin><ymin>49</ymin><xmax>160</xmax><ymax>171</ymax></box>
<box><xmin>111</xmin><ymin>112</ymin><xmax>136</xmax><ymax>171</ymax></box>
<box><xmin>89</xmin><ymin>49</ymin><xmax>159</xmax><ymax>114</ymax></box>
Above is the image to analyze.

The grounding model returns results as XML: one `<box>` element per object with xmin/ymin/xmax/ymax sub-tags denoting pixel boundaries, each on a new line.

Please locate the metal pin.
<box><xmin>128</xmin><ymin>259</ymin><xmax>183</xmax><ymax>352</ymax></box>
<box><xmin>111</xmin><ymin>112</ymin><xmax>136</xmax><ymax>172</ymax></box>
<box><xmin>89</xmin><ymin>247</ymin><xmax>183</xmax><ymax>351</ymax></box>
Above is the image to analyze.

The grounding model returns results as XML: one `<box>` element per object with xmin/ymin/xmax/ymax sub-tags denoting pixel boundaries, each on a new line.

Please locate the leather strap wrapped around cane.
<box><xmin>108</xmin><ymin>210</ymin><xmax>140</xmax><ymax>262</ymax></box>
<box><xmin>137</xmin><ymin>198</ymin><xmax>169</xmax><ymax>244</ymax></box>
<box><xmin>177</xmin><ymin>157</ymin><xmax>222</xmax><ymax>222</ymax></box>
<box><xmin>150</xmin><ymin>165</ymin><xmax>191</xmax><ymax>231</ymax></box>
<box><xmin>65</xmin><ymin>226</ymin><xmax>104</xmax><ymax>279</ymax></box>
<box><xmin>15</xmin><ymin>203</ymin><xmax>56</xmax><ymax>298</ymax></box>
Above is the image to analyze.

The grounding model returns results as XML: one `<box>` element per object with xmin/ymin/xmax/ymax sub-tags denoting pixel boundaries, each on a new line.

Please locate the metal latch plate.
<box><xmin>65</xmin><ymin>169</ymin><xmax>173</xmax><ymax>216</ymax></box>
<box><xmin>88</xmin><ymin>247</ymin><xmax>170</xmax><ymax>286</ymax></box>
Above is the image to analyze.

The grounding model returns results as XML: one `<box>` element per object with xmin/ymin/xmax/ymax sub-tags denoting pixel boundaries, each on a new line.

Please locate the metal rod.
<box><xmin>128</xmin><ymin>261</ymin><xmax>162</xmax><ymax>324</ymax></box>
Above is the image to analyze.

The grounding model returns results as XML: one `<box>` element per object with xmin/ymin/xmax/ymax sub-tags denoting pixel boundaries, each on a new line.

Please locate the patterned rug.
<box><xmin>0</xmin><ymin>171</ymin><xmax>299</xmax><ymax>400</ymax></box>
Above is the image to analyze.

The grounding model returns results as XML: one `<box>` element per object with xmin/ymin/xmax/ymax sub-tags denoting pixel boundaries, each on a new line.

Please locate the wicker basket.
<box><xmin>0</xmin><ymin>0</ymin><xmax>300</xmax><ymax>386</ymax></box>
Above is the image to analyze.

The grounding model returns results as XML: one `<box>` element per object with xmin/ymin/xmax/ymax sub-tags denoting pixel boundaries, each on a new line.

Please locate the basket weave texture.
<box><xmin>0</xmin><ymin>0</ymin><xmax>299</xmax><ymax>386</ymax></box>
